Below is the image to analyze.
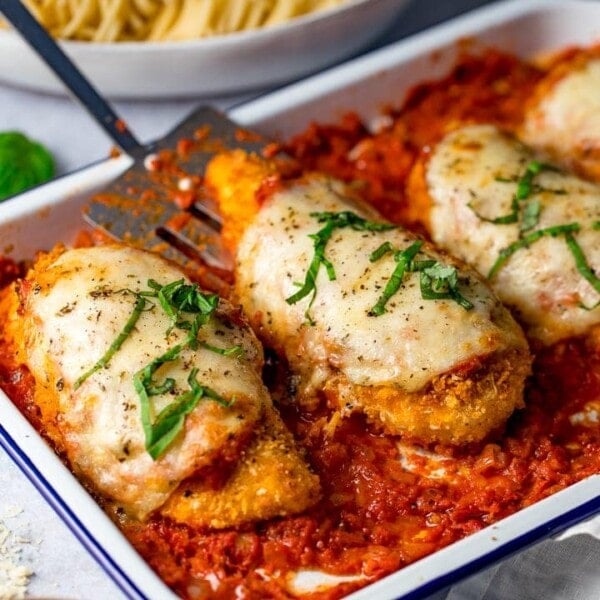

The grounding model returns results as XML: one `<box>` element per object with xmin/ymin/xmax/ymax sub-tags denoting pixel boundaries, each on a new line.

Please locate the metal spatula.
<box><xmin>0</xmin><ymin>0</ymin><xmax>272</xmax><ymax>271</ymax></box>
<box><xmin>81</xmin><ymin>107</ymin><xmax>269</xmax><ymax>272</ymax></box>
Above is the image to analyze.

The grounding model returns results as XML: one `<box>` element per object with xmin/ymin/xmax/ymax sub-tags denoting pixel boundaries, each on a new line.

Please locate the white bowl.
<box><xmin>0</xmin><ymin>0</ymin><xmax>410</xmax><ymax>99</ymax></box>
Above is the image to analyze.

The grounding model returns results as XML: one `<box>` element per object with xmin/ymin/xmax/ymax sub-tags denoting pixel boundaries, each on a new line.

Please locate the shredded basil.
<box><xmin>489</xmin><ymin>219</ymin><xmax>600</xmax><ymax>310</ymax></box>
<box><xmin>470</xmin><ymin>160</ymin><xmax>560</xmax><ymax>231</ymax></box>
<box><xmin>137</xmin><ymin>365</ymin><xmax>231</xmax><ymax>460</ymax></box>
<box><xmin>564</xmin><ymin>232</ymin><xmax>600</xmax><ymax>295</ymax></box>
<box><xmin>519</xmin><ymin>199</ymin><xmax>541</xmax><ymax>233</ymax></box>
<box><xmin>468</xmin><ymin>196</ymin><xmax>519</xmax><ymax>225</ymax></box>
<box><xmin>74</xmin><ymin>292</ymin><xmax>147</xmax><ymax>390</ymax></box>
<box><xmin>515</xmin><ymin>160</ymin><xmax>558</xmax><ymax>200</ymax></box>
<box><xmin>200</xmin><ymin>341</ymin><xmax>244</xmax><ymax>357</ymax></box>
<box><xmin>369</xmin><ymin>240</ymin><xmax>474</xmax><ymax>315</ymax></box>
<box><xmin>369</xmin><ymin>241</ymin><xmax>422</xmax><ymax>316</ymax></box>
<box><xmin>135</xmin><ymin>338</ymin><xmax>232</xmax><ymax>460</ymax></box>
<box><xmin>420</xmin><ymin>263</ymin><xmax>475</xmax><ymax>310</ymax></box>
<box><xmin>488</xmin><ymin>223</ymin><xmax>580</xmax><ymax>280</ymax></box>
<box><xmin>286</xmin><ymin>211</ymin><xmax>395</xmax><ymax>324</ymax></box>
<box><xmin>75</xmin><ymin>279</ymin><xmax>240</xmax><ymax>460</ymax></box>
<box><xmin>144</xmin><ymin>278</ymin><xmax>219</xmax><ymax>335</ymax></box>
<box><xmin>480</xmin><ymin>161</ymin><xmax>600</xmax><ymax>299</ymax></box>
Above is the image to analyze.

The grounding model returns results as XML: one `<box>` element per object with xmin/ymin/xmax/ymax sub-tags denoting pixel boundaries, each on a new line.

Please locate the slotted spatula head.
<box><xmin>84</xmin><ymin>106</ymin><xmax>272</xmax><ymax>271</ymax></box>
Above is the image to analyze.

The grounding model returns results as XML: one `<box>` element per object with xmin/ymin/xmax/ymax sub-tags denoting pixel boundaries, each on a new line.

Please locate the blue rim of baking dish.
<box><xmin>0</xmin><ymin>423</ymin><xmax>146</xmax><ymax>600</ymax></box>
<box><xmin>398</xmin><ymin>493</ymin><xmax>600</xmax><ymax>600</ymax></box>
<box><xmin>2</xmin><ymin>416</ymin><xmax>600</xmax><ymax>600</ymax></box>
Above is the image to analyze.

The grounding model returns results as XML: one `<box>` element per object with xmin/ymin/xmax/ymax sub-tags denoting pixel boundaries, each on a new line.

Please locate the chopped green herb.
<box><xmin>199</xmin><ymin>341</ymin><xmax>243</xmax><ymax>357</ymax></box>
<box><xmin>488</xmin><ymin>223</ymin><xmax>580</xmax><ymax>280</ymax></box>
<box><xmin>74</xmin><ymin>292</ymin><xmax>147</xmax><ymax>390</ymax></box>
<box><xmin>369</xmin><ymin>241</ymin><xmax>422</xmax><ymax>316</ymax></box>
<box><xmin>135</xmin><ymin>333</ymin><xmax>232</xmax><ymax>460</ymax></box>
<box><xmin>0</xmin><ymin>132</ymin><xmax>55</xmax><ymax>201</ymax></box>
<box><xmin>468</xmin><ymin>196</ymin><xmax>519</xmax><ymax>224</ymax></box>
<box><xmin>483</xmin><ymin>160</ymin><xmax>600</xmax><ymax>295</ymax></box>
<box><xmin>286</xmin><ymin>211</ymin><xmax>395</xmax><ymax>324</ymax></box>
<box><xmin>520</xmin><ymin>199</ymin><xmax>541</xmax><ymax>233</ymax></box>
<box><xmin>471</xmin><ymin>160</ymin><xmax>560</xmax><ymax>231</ymax></box>
<box><xmin>144</xmin><ymin>278</ymin><xmax>219</xmax><ymax>335</ymax></box>
<box><xmin>369</xmin><ymin>240</ymin><xmax>473</xmax><ymax>315</ymax></box>
<box><xmin>420</xmin><ymin>263</ymin><xmax>474</xmax><ymax>310</ymax></box>
<box><xmin>368</xmin><ymin>240</ymin><xmax>395</xmax><ymax>262</ymax></box>
<box><xmin>515</xmin><ymin>160</ymin><xmax>556</xmax><ymax>200</ymax></box>
<box><xmin>76</xmin><ymin>279</ymin><xmax>239</xmax><ymax>460</ymax></box>
<box><xmin>564</xmin><ymin>232</ymin><xmax>600</xmax><ymax>295</ymax></box>
<box><xmin>578</xmin><ymin>299</ymin><xmax>600</xmax><ymax>311</ymax></box>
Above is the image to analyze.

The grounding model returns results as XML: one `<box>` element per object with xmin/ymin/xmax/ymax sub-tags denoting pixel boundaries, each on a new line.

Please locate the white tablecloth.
<box><xmin>1</xmin><ymin>1</ymin><xmax>599</xmax><ymax>599</ymax></box>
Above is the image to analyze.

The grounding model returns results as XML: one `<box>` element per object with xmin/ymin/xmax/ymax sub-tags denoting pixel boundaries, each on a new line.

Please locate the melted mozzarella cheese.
<box><xmin>234</xmin><ymin>177</ymin><xmax>525</xmax><ymax>397</ymax></box>
<box><xmin>522</xmin><ymin>56</ymin><xmax>600</xmax><ymax>181</ymax></box>
<box><xmin>19</xmin><ymin>245</ymin><xmax>269</xmax><ymax>519</ymax></box>
<box><xmin>426</xmin><ymin>124</ymin><xmax>600</xmax><ymax>345</ymax></box>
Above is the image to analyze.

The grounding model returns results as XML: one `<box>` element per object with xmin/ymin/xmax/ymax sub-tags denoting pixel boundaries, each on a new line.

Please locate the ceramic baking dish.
<box><xmin>1</xmin><ymin>0</ymin><xmax>600</xmax><ymax>598</ymax></box>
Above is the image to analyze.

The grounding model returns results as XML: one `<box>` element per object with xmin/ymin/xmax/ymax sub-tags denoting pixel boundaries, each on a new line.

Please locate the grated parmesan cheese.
<box><xmin>0</xmin><ymin>509</ymin><xmax>33</xmax><ymax>600</ymax></box>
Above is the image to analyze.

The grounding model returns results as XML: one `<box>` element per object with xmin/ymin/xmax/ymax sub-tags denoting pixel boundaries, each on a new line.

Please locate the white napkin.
<box><xmin>431</xmin><ymin>517</ymin><xmax>600</xmax><ymax>600</ymax></box>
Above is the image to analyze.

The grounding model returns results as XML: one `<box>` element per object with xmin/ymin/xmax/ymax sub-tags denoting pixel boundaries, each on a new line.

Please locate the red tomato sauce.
<box><xmin>1</xmin><ymin>49</ymin><xmax>600</xmax><ymax>600</ymax></box>
<box><xmin>116</xmin><ymin>337</ymin><xmax>600</xmax><ymax>600</ymax></box>
<box><xmin>283</xmin><ymin>50</ymin><xmax>542</xmax><ymax>230</ymax></box>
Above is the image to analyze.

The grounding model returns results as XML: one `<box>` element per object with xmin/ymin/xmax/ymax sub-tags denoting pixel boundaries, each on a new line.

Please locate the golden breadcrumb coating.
<box><xmin>205</xmin><ymin>149</ymin><xmax>280</xmax><ymax>254</ymax></box>
<box><xmin>324</xmin><ymin>348</ymin><xmax>530</xmax><ymax>445</ymax></box>
<box><xmin>162</xmin><ymin>405</ymin><xmax>320</xmax><ymax>529</ymax></box>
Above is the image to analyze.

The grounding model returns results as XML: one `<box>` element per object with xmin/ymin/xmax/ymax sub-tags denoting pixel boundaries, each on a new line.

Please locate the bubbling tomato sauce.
<box><xmin>1</xmin><ymin>48</ymin><xmax>600</xmax><ymax>600</ymax></box>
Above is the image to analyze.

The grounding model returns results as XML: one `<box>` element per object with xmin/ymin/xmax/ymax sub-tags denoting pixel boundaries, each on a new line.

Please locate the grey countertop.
<box><xmin>2</xmin><ymin>1</ymin><xmax>599</xmax><ymax>599</ymax></box>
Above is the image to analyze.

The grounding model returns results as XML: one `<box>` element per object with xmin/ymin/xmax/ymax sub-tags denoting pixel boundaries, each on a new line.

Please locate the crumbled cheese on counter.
<box><xmin>0</xmin><ymin>509</ymin><xmax>33</xmax><ymax>600</ymax></box>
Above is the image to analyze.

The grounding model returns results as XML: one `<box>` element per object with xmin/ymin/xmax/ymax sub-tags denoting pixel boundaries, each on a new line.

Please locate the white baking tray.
<box><xmin>1</xmin><ymin>1</ymin><xmax>600</xmax><ymax>599</ymax></box>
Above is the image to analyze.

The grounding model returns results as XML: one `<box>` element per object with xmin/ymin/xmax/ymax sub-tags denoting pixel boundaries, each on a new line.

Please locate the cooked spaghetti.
<box><xmin>12</xmin><ymin>0</ymin><xmax>348</xmax><ymax>42</ymax></box>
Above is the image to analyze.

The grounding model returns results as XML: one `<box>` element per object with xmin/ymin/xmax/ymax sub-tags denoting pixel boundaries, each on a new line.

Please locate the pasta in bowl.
<box><xmin>0</xmin><ymin>0</ymin><xmax>411</xmax><ymax>97</ymax></box>
<box><xmin>15</xmin><ymin>0</ymin><xmax>351</xmax><ymax>42</ymax></box>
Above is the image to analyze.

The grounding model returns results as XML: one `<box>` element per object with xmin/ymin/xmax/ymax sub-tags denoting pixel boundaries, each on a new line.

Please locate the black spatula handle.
<box><xmin>0</xmin><ymin>0</ymin><xmax>143</xmax><ymax>154</ymax></box>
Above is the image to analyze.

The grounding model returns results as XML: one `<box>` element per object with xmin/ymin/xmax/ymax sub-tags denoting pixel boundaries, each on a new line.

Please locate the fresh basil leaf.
<box><xmin>0</xmin><ymin>132</ymin><xmax>55</xmax><ymax>201</ymax></box>
<box><xmin>369</xmin><ymin>240</ymin><xmax>473</xmax><ymax>314</ymax></box>
<box><xmin>74</xmin><ymin>292</ymin><xmax>147</xmax><ymax>390</ymax></box>
<box><xmin>564</xmin><ymin>232</ymin><xmax>600</xmax><ymax>295</ymax></box>
<box><xmin>138</xmin><ymin>364</ymin><xmax>232</xmax><ymax>460</ymax></box>
<box><xmin>467</xmin><ymin>197</ymin><xmax>520</xmax><ymax>225</ymax></box>
<box><xmin>76</xmin><ymin>277</ymin><xmax>236</xmax><ymax>460</ymax></box>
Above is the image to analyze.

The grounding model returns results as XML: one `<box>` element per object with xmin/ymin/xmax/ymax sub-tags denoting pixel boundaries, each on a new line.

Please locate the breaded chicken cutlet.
<box><xmin>205</xmin><ymin>150</ymin><xmax>531</xmax><ymax>446</ymax></box>
<box><xmin>3</xmin><ymin>244</ymin><xmax>319</xmax><ymax>527</ymax></box>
